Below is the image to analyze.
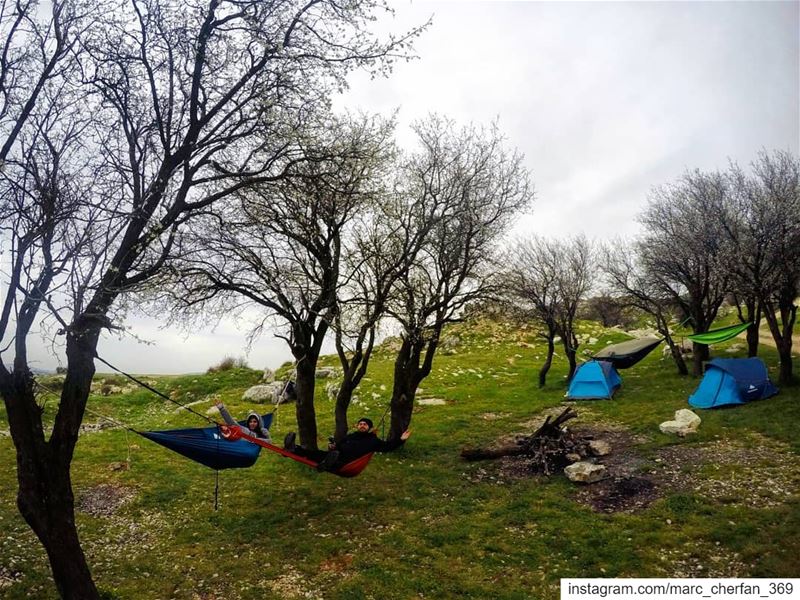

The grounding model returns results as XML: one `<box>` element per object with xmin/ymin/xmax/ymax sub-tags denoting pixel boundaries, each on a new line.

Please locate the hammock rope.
<box><xmin>94</xmin><ymin>354</ymin><xmax>217</xmax><ymax>425</ymax></box>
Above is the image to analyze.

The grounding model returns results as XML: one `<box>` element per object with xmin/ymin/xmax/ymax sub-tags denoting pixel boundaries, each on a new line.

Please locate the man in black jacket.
<box><xmin>283</xmin><ymin>418</ymin><xmax>411</xmax><ymax>471</ymax></box>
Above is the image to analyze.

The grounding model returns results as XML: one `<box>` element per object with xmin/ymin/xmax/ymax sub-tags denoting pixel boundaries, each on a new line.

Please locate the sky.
<box><xmin>19</xmin><ymin>0</ymin><xmax>800</xmax><ymax>374</ymax></box>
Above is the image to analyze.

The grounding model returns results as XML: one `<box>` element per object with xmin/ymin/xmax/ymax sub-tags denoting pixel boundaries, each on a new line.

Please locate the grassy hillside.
<box><xmin>1</xmin><ymin>318</ymin><xmax>798</xmax><ymax>599</ymax></box>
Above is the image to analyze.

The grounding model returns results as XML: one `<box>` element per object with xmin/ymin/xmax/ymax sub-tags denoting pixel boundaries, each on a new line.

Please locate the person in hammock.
<box><xmin>214</xmin><ymin>400</ymin><xmax>272</xmax><ymax>443</ymax></box>
<box><xmin>283</xmin><ymin>418</ymin><xmax>411</xmax><ymax>472</ymax></box>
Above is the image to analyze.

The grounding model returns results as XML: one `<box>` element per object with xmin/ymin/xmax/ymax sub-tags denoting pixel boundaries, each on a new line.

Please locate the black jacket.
<box><xmin>336</xmin><ymin>431</ymin><xmax>404</xmax><ymax>464</ymax></box>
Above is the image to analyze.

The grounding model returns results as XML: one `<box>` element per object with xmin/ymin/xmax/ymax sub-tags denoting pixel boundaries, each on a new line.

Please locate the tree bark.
<box><xmin>538</xmin><ymin>336</ymin><xmax>555</xmax><ymax>388</ymax></box>
<box><xmin>334</xmin><ymin>380</ymin><xmax>357</xmax><ymax>442</ymax></box>
<box><xmin>389</xmin><ymin>335</ymin><xmax>433</xmax><ymax>442</ymax></box>
<box><xmin>1</xmin><ymin>332</ymin><xmax>100</xmax><ymax>599</ymax></box>
<box><xmin>293</xmin><ymin>353</ymin><xmax>320</xmax><ymax>451</ymax></box>
<box><xmin>691</xmin><ymin>342</ymin><xmax>709</xmax><ymax>377</ymax></box>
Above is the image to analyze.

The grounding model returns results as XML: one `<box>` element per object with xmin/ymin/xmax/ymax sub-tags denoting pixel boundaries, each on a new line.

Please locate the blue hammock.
<box><xmin>139</xmin><ymin>413</ymin><xmax>274</xmax><ymax>470</ymax></box>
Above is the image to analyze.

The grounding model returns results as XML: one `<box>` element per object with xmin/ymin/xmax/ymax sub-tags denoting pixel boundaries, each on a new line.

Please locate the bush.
<box><xmin>207</xmin><ymin>355</ymin><xmax>249</xmax><ymax>374</ymax></box>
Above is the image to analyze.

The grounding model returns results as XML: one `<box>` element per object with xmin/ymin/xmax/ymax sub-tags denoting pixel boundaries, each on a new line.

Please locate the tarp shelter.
<box><xmin>593</xmin><ymin>337</ymin><xmax>663</xmax><ymax>369</ymax></box>
<box><xmin>567</xmin><ymin>360</ymin><xmax>622</xmax><ymax>400</ymax></box>
<box><xmin>688</xmin><ymin>358</ymin><xmax>778</xmax><ymax>409</ymax></box>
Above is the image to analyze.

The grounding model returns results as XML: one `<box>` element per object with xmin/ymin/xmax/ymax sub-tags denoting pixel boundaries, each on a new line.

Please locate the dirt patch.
<box><xmin>574</xmin><ymin>476</ymin><xmax>659</xmax><ymax>513</ymax></box>
<box><xmin>651</xmin><ymin>434</ymin><xmax>800</xmax><ymax>508</ymax></box>
<box><xmin>76</xmin><ymin>483</ymin><xmax>137</xmax><ymax>517</ymax></box>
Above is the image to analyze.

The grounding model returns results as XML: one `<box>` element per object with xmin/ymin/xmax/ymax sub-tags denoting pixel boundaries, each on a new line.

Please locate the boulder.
<box><xmin>315</xmin><ymin>367</ymin><xmax>337</xmax><ymax>379</ymax></box>
<box><xmin>659</xmin><ymin>408</ymin><xmax>701</xmax><ymax>437</ymax></box>
<box><xmin>261</xmin><ymin>368</ymin><xmax>275</xmax><ymax>383</ymax></box>
<box><xmin>588</xmin><ymin>440</ymin><xmax>612</xmax><ymax>456</ymax></box>
<box><xmin>326</xmin><ymin>382</ymin><xmax>339</xmax><ymax>400</ymax></box>
<box><xmin>564</xmin><ymin>461</ymin><xmax>607</xmax><ymax>483</ymax></box>
<box><xmin>242</xmin><ymin>382</ymin><xmax>285</xmax><ymax>404</ymax></box>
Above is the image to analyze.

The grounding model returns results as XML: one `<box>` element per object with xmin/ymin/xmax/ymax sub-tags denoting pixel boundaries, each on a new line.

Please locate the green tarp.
<box><xmin>687</xmin><ymin>322</ymin><xmax>752</xmax><ymax>345</ymax></box>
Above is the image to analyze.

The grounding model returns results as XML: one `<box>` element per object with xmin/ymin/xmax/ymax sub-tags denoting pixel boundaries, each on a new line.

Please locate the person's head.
<box><xmin>247</xmin><ymin>413</ymin><xmax>260</xmax><ymax>431</ymax></box>
<box><xmin>356</xmin><ymin>418</ymin><xmax>373</xmax><ymax>433</ymax></box>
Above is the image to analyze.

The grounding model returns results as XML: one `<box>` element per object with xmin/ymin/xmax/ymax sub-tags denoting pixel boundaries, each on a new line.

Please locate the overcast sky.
<box><xmin>23</xmin><ymin>0</ymin><xmax>800</xmax><ymax>374</ymax></box>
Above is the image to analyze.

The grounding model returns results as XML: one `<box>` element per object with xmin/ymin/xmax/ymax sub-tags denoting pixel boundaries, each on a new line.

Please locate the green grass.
<box><xmin>0</xmin><ymin>317</ymin><xmax>798</xmax><ymax>599</ymax></box>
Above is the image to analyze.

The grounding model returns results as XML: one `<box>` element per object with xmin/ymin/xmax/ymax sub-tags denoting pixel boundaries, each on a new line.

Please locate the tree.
<box><xmin>386</xmin><ymin>116</ymin><xmax>533</xmax><ymax>440</ymax></box>
<box><xmin>749</xmin><ymin>150</ymin><xmax>800</xmax><ymax>384</ymax></box>
<box><xmin>171</xmin><ymin>113</ymin><xmax>396</xmax><ymax>450</ymax></box>
<box><xmin>507</xmin><ymin>235</ymin><xmax>593</xmax><ymax>386</ymax></box>
<box><xmin>0</xmin><ymin>1</ymin><xmax>423</xmax><ymax>596</ymax></box>
<box><xmin>330</xmin><ymin>188</ymin><xmax>426</xmax><ymax>441</ymax></box>
<box><xmin>637</xmin><ymin>169</ymin><xmax>730</xmax><ymax>376</ymax></box>
<box><xmin>601</xmin><ymin>242</ymin><xmax>689</xmax><ymax>375</ymax></box>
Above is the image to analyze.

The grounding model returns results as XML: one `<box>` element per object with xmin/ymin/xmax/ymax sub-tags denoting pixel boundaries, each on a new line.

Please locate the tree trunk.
<box><xmin>17</xmin><ymin>453</ymin><xmax>98</xmax><ymax>600</ymax></box>
<box><xmin>334</xmin><ymin>380</ymin><xmax>356</xmax><ymax>442</ymax></box>
<box><xmin>762</xmin><ymin>300</ymin><xmax>796</xmax><ymax>386</ymax></box>
<box><xmin>563</xmin><ymin>342</ymin><xmax>578</xmax><ymax>382</ymax></box>
<box><xmin>294</xmin><ymin>354</ymin><xmax>320</xmax><ymax>451</ymax></box>
<box><xmin>691</xmin><ymin>342</ymin><xmax>709</xmax><ymax>376</ymax></box>
<box><xmin>389</xmin><ymin>337</ymin><xmax>421</xmax><ymax>442</ymax></box>
<box><xmin>538</xmin><ymin>336</ymin><xmax>555</xmax><ymax>388</ymax></box>
<box><xmin>1</xmin><ymin>333</ymin><xmax>100</xmax><ymax>599</ymax></box>
<box><xmin>666</xmin><ymin>341</ymin><xmax>689</xmax><ymax>376</ymax></box>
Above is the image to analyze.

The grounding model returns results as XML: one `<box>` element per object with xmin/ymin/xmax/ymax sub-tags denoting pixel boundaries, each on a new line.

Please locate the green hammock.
<box><xmin>687</xmin><ymin>322</ymin><xmax>752</xmax><ymax>345</ymax></box>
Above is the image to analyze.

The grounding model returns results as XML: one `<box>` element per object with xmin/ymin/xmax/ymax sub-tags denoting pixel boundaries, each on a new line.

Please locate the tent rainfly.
<box><xmin>688</xmin><ymin>358</ymin><xmax>778</xmax><ymax>409</ymax></box>
<box><xmin>567</xmin><ymin>360</ymin><xmax>622</xmax><ymax>400</ymax></box>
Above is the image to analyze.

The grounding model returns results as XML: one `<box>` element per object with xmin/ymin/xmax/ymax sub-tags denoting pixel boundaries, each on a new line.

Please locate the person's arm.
<box><xmin>374</xmin><ymin>430</ymin><xmax>411</xmax><ymax>453</ymax></box>
<box><xmin>215</xmin><ymin>402</ymin><xmax>237</xmax><ymax>427</ymax></box>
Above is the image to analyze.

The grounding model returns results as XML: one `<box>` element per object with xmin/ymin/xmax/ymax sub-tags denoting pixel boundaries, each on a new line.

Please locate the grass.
<box><xmin>0</xmin><ymin>317</ymin><xmax>798</xmax><ymax>599</ymax></box>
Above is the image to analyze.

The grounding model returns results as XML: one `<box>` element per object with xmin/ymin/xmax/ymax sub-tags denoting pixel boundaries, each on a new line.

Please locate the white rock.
<box><xmin>674</xmin><ymin>409</ymin><xmax>701</xmax><ymax>429</ymax></box>
<box><xmin>242</xmin><ymin>381</ymin><xmax>285</xmax><ymax>404</ymax></box>
<box><xmin>564</xmin><ymin>461</ymin><xmax>607</xmax><ymax>483</ymax></box>
<box><xmin>659</xmin><ymin>409</ymin><xmax>700</xmax><ymax>437</ymax></box>
<box><xmin>588</xmin><ymin>440</ymin><xmax>612</xmax><ymax>456</ymax></box>
<box><xmin>261</xmin><ymin>368</ymin><xmax>275</xmax><ymax>383</ymax></box>
<box><xmin>315</xmin><ymin>367</ymin><xmax>337</xmax><ymax>379</ymax></box>
<box><xmin>417</xmin><ymin>398</ymin><xmax>446</xmax><ymax>406</ymax></box>
<box><xmin>325</xmin><ymin>382</ymin><xmax>339</xmax><ymax>400</ymax></box>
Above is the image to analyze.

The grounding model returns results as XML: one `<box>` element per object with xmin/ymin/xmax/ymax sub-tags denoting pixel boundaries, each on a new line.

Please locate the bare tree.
<box><xmin>553</xmin><ymin>235</ymin><xmax>594</xmax><ymax>380</ymax></box>
<box><xmin>330</xmin><ymin>189</ymin><xmax>426</xmax><ymax>441</ymax></box>
<box><xmin>0</xmin><ymin>2</ymin><xmax>423</xmax><ymax>596</ymax></box>
<box><xmin>637</xmin><ymin>169</ymin><xmax>730</xmax><ymax>376</ymax></box>
<box><xmin>507</xmin><ymin>235</ymin><xmax>593</xmax><ymax>386</ymax></box>
<box><xmin>170</xmin><ymin>113</ymin><xmax>396</xmax><ymax>450</ymax></box>
<box><xmin>386</xmin><ymin>116</ymin><xmax>533</xmax><ymax>440</ymax></box>
<box><xmin>601</xmin><ymin>242</ymin><xmax>689</xmax><ymax>375</ymax></box>
<box><xmin>506</xmin><ymin>236</ymin><xmax>560</xmax><ymax>387</ymax></box>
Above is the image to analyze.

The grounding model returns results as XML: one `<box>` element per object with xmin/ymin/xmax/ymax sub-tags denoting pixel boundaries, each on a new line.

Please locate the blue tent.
<box><xmin>567</xmin><ymin>360</ymin><xmax>622</xmax><ymax>400</ymax></box>
<box><xmin>688</xmin><ymin>358</ymin><xmax>778</xmax><ymax>409</ymax></box>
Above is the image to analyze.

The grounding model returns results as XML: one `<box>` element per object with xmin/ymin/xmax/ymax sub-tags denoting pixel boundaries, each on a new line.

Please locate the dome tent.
<box><xmin>567</xmin><ymin>360</ymin><xmax>622</xmax><ymax>400</ymax></box>
<box><xmin>688</xmin><ymin>358</ymin><xmax>778</xmax><ymax>409</ymax></box>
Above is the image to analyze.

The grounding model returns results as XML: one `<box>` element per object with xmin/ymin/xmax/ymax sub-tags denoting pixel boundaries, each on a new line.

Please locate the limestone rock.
<box><xmin>588</xmin><ymin>440</ymin><xmax>612</xmax><ymax>456</ymax></box>
<box><xmin>659</xmin><ymin>408</ymin><xmax>701</xmax><ymax>437</ymax></box>
<box><xmin>326</xmin><ymin>382</ymin><xmax>339</xmax><ymax>400</ymax></box>
<box><xmin>242</xmin><ymin>382</ymin><xmax>285</xmax><ymax>404</ymax></box>
<box><xmin>564</xmin><ymin>461</ymin><xmax>606</xmax><ymax>483</ymax></box>
<box><xmin>417</xmin><ymin>398</ymin><xmax>446</xmax><ymax>406</ymax></box>
<box><xmin>261</xmin><ymin>368</ymin><xmax>275</xmax><ymax>383</ymax></box>
<box><xmin>315</xmin><ymin>366</ymin><xmax>337</xmax><ymax>379</ymax></box>
<box><xmin>565</xmin><ymin>452</ymin><xmax>582</xmax><ymax>463</ymax></box>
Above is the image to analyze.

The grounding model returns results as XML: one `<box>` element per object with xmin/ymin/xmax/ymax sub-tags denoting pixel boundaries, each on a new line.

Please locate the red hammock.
<box><xmin>219</xmin><ymin>425</ymin><xmax>374</xmax><ymax>478</ymax></box>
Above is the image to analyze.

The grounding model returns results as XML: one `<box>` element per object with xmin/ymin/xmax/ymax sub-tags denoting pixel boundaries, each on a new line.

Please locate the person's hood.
<box><xmin>246</xmin><ymin>411</ymin><xmax>264</xmax><ymax>430</ymax></box>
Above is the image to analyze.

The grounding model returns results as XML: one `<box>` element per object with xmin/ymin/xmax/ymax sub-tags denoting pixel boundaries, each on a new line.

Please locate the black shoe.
<box><xmin>317</xmin><ymin>450</ymin><xmax>340</xmax><ymax>472</ymax></box>
<box><xmin>283</xmin><ymin>432</ymin><xmax>296</xmax><ymax>451</ymax></box>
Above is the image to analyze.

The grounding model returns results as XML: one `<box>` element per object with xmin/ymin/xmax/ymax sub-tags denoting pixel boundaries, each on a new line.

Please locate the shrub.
<box><xmin>207</xmin><ymin>356</ymin><xmax>249</xmax><ymax>374</ymax></box>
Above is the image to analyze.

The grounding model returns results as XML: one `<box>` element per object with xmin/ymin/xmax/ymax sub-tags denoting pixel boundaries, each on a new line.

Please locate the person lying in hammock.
<box><xmin>283</xmin><ymin>418</ymin><xmax>411</xmax><ymax>472</ymax></box>
<box><xmin>214</xmin><ymin>401</ymin><xmax>272</xmax><ymax>443</ymax></box>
